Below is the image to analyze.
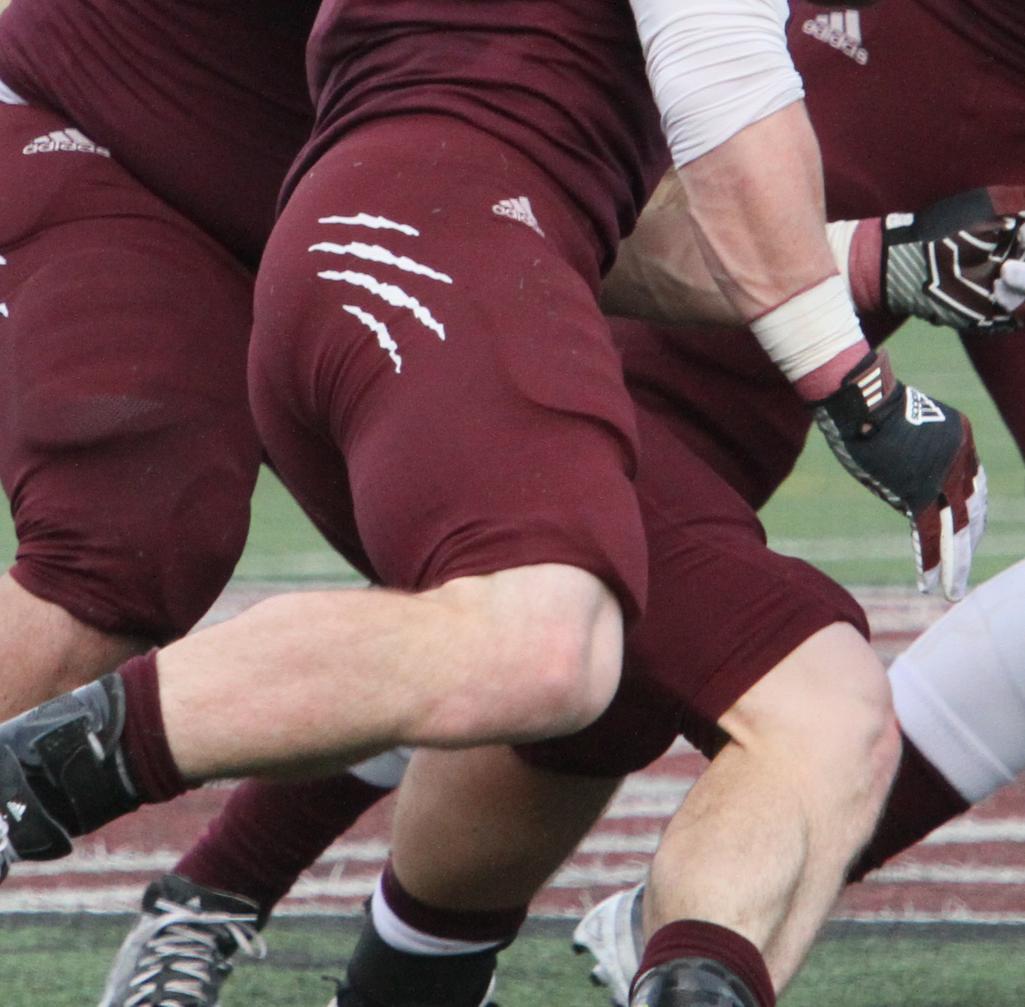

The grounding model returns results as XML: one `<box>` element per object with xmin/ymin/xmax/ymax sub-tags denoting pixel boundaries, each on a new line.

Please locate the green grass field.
<box><xmin>2</xmin><ymin>320</ymin><xmax>1024</xmax><ymax>1003</ymax></box>
<box><xmin>221</xmin><ymin>322</ymin><xmax>1025</xmax><ymax>590</ymax></box>
<box><xmin>4</xmin><ymin>917</ymin><xmax>1025</xmax><ymax>1006</ymax></box>
<box><xmin>2</xmin><ymin>319</ymin><xmax>1017</xmax><ymax>589</ymax></box>
<box><xmin>229</xmin><ymin>323</ymin><xmax>1025</xmax><ymax>590</ymax></box>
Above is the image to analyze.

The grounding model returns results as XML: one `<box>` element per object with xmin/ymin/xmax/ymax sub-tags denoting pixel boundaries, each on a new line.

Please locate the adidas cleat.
<box><xmin>323</xmin><ymin>972</ymin><xmax>498</xmax><ymax>1007</ymax></box>
<box><xmin>572</xmin><ymin>884</ymin><xmax>645</xmax><ymax>1007</ymax></box>
<box><xmin>630</xmin><ymin>958</ymin><xmax>758</xmax><ymax>1007</ymax></box>
<box><xmin>98</xmin><ymin>873</ymin><xmax>266</xmax><ymax>1007</ymax></box>
<box><xmin>0</xmin><ymin>743</ymin><xmax>72</xmax><ymax>881</ymax></box>
<box><xmin>0</xmin><ymin>673</ymin><xmax>138</xmax><ymax>852</ymax></box>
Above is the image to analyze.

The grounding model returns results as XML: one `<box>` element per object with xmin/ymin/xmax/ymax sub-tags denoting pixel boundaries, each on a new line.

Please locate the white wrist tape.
<box><xmin>629</xmin><ymin>0</ymin><xmax>804</xmax><ymax>166</ymax></box>
<box><xmin>749</xmin><ymin>274</ymin><xmax>865</xmax><ymax>382</ymax></box>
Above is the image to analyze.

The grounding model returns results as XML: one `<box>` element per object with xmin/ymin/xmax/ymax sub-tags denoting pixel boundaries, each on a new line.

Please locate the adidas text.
<box><xmin>802</xmin><ymin>12</ymin><xmax>869</xmax><ymax>66</ymax></box>
<box><xmin>23</xmin><ymin>128</ymin><xmax>111</xmax><ymax>158</ymax></box>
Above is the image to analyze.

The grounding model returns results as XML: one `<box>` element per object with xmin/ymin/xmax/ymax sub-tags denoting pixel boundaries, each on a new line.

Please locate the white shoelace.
<box><xmin>124</xmin><ymin>899</ymin><xmax>267</xmax><ymax>1007</ymax></box>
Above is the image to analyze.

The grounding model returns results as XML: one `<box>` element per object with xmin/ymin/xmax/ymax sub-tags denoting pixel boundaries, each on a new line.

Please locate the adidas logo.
<box><xmin>905</xmin><ymin>387</ymin><xmax>945</xmax><ymax>426</ymax></box>
<box><xmin>23</xmin><ymin>128</ymin><xmax>111</xmax><ymax>158</ymax></box>
<box><xmin>5</xmin><ymin>800</ymin><xmax>26</xmax><ymax>823</ymax></box>
<box><xmin>492</xmin><ymin>196</ymin><xmax>545</xmax><ymax>237</ymax></box>
<box><xmin>802</xmin><ymin>11</ymin><xmax>869</xmax><ymax>65</ymax></box>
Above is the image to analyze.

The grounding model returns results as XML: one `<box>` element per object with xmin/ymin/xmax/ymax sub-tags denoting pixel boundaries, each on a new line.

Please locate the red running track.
<box><xmin>4</xmin><ymin>586</ymin><xmax>1025</xmax><ymax>922</ymax></box>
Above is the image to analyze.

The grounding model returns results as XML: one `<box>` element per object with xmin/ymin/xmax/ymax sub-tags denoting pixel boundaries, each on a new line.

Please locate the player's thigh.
<box><xmin>0</xmin><ymin>105</ymin><xmax>261</xmax><ymax>640</ymax></box>
<box><xmin>251</xmin><ymin>117</ymin><xmax>647</xmax><ymax>617</ymax></box>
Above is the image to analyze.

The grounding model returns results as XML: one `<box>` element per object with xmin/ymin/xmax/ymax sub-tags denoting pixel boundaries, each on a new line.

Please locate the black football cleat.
<box><xmin>630</xmin><ymin>958</ymin><xmax>759</xmax><ymax>1007</ymax></box>
<box><xmin>0</xmin><ymin>743</ymin><xmax>72</xmax><ymax>880</ymax></box>
<box><xmin>0</xmin><ymin>673</ymin><xmax>139</xmax><ymax>878</ymax></box>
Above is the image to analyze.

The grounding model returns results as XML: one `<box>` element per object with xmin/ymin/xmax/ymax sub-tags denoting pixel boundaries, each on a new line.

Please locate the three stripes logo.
<box><xmin>492</xmin><ymin>196</ymin><xmax>545</xmax><ymax>237</ymax></box>
<box><xmin>856</xmin><ymin>361</ymin><xmax>885</xmax><ymax>410</ymax></box>
<box><xmin>310</xmin><ymin>212</ymin><xmax>453</xmax><ymax>375</ymax></box>
<box><xmin>23</xmin><ymin>128</ymin><xmax>111</xmax><ymax>158</ymax></box>
<box><xmin>802</xmin><ymin>10</ymin><xmax>869</xmax><ymax>66</ymax></box>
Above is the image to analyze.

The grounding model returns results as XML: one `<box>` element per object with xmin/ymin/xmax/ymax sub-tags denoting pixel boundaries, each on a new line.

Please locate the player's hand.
<box><xmin>811</xmin><ymin>349</ymin><xmax>987</xmax><ymax>601</ymax></box>
<box><xmin>884</xmin><ymin>186</ymin><xmax>1025</xmax><ymax>334</ymax></box>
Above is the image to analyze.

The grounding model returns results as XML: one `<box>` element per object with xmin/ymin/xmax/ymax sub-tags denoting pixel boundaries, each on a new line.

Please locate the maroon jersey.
<box><xmin>0</xmin><ymin>0</ymin><xmax>318</xmax><ymax>265</ymax></box>
<box><xmin>913</xmin><ymin>0</ymin><xmax>1025</xmax><ymax>75</ymax></box>
<box><xmin>299</xmin><ymin>0</ymin><xmax>667</xmax><ymax>273</ymax></box>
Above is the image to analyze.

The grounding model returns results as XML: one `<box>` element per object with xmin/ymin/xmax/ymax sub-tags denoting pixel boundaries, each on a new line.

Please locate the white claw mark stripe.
<box><xmin>318</xmin><ymin>270</ymin><xmax>446</xmax><ymax>343</ymax></box>
<box><xmin>318</xmin><ymin>214</ymin><xmax>419</xmax><ymax>237</ymax></box>
<box><xmin>342</xmin><ymin>305</ymin><xmax>402</xmax><ymax>374</ymax></box>
<box><xmin>0</xmin><ymin>304</ymin><xmax>8</xmax><ymax>318</ymax></box>
<box><xmin>310</xmin><ymin>242</ymin><xmax>453</xmax><ymax>284</ymax></box>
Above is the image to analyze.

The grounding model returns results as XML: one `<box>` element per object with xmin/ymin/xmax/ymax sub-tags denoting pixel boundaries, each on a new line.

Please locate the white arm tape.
<box><xmin>824</xmin><ymin>218</ymin><xmax>859</xmax><ymax>302</ymax></box>
<box><xmin>749</xmin><ymin>274</ymin><xmax>865</xmax><ymax>382</ymax></box>
<box><xmin>0</xmin><ymin>77</ymin><xmax>27</xmax><ymax>105</ymax></box>
<box><xmin>629</xmin><ymin>0</ymin><xmax>804</xmax><ymax>166</ymax></box>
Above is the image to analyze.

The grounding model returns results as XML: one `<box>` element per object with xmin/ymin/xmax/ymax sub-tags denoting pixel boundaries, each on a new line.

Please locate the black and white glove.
<box><xmin>812</xmin><ymin>349</ymin><xmax>987</xmax><ymax>601</ymax></box>
<box><xmin>883</xmin><ymin>186</ymin><xmax>1025</xmax><ymax>334</ymax></box>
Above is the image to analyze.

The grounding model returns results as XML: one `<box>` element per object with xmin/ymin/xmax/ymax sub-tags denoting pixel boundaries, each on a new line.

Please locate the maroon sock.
<box><xmin>118</xmin><ymin>652</ymin><xmax>189</xmax><ymax>804</ymax></box>
<box><xmin>175</xmin><ymin>773</ymin><xmax>390</xmax><ymax>921</ymax></box>
<box><xmin>632</xmin><ymin>920</ymin><xmax>775</xmax><ymax>1007</ymax></box>
<box><xmin>380</xmin><ymin>859</ymin><xmax>528</xmax><ymax>944</ymax></box>
<box><xmin>849</xmin><ymin>733</ymin><xmax>970</xmax><ymax>882</ymax></box>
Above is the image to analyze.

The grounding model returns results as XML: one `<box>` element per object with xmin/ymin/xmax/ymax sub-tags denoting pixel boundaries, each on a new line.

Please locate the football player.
<box><xmin>0</xmin><ymin>0</ymin><xmax>318</xmax><ymax>714</ymax></box>
<box><xmin>0</xmin><ymin>1</ymin><xmax>1008</xmax><ymax>1007</ymax></box>
<box><xmin>0</xmin><ymin>2</ymin><xmax>962</xmax><ymax>1006</ymax></box>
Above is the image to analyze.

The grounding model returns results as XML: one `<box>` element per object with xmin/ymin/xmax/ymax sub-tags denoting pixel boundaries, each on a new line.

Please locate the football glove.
<box><xmin>812</xmin><ymin>349</ymin><xmax>986</xmax><ymax>601</ymax></box>
<box><xmin>883</xmin><ymin>186</ymin><xmax>1025</xmax><ymax>334</ymax></box>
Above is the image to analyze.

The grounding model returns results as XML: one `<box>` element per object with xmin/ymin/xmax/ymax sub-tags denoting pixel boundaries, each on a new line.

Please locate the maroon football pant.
<box><xmin>0</xmin><ymin>104</ymin><xmax>261</xmax><ymax>642</ymax></box>
<box><xmin>249</xmin><ymin>116</ymin><xmax>648</xmax><ymax>618</ymax></box>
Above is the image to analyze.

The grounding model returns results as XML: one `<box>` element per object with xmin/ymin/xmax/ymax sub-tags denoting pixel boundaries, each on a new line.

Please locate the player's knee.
<box><xmin>434</xmin><ymin>564</ymin><xmax>624</xmax><ymax>740</ymax></box>
<box><xmin>724</xmin><ymin>622</ymin><xmax>900</xmax><ymax>823</ymax></box>
<box><xmin>10</xmin><ymin>448</ymin><xmax>256</xmax><ymax>643</ymax></box>
<box><xmin>516</xmin><ymin>605</ymin><xmax>622</xmax><ymax>737</ymax></box>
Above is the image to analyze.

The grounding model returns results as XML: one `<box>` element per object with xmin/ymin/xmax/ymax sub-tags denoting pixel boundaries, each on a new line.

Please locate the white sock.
<box><xmin>369</xmin><ymin>874</ymin><xmax>504</xmax><ymax>956</ymax></box>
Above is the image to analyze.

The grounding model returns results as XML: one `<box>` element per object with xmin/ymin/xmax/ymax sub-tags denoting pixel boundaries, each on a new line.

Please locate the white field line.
<box><xmin>201</xmin><ymin>582</ymin><xmax>950</xmax><ymax>639</ymax></box>
<box><xmin>771</xmin><ymin>530</ymin><xmax>1025</xmax><ymax>563</ymax></box>
<box><xmin>3</xmin><ymin>584</ymin><xmax>1010</xmax><ymax>921</ymax></box>
<box><xmin>11</xmin><ymin>817</ymin><xmax>1025</xmax><ymax>882</ymax></box>
<box><xmin>11</xmin><ymin>857</ymin><xmax>1025</xmax><ymax>917</ymax></box>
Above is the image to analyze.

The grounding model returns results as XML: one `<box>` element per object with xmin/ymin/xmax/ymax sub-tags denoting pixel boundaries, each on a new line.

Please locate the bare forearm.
<box><xmin>679</xmin><ymin>101</ymin><xmax>836</xmax><ymax>322</ymax></box>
